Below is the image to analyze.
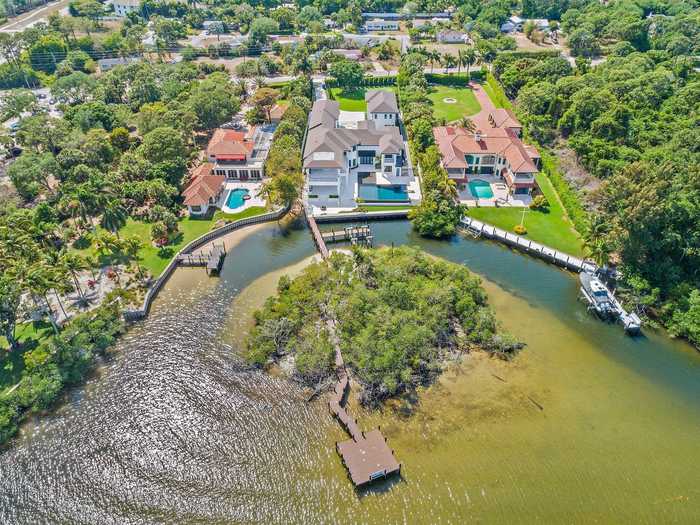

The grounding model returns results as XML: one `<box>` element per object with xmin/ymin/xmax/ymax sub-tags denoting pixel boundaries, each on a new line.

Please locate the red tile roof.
<box><xmin>207</xmin><ymin>129</ymin><xmax>254</xmax><ymax>158</ymax></box>
<box><xmin>433</xmin><ymin>125</ymin><xmax>538</xmax><ymax>174</ymax></box>
<box><xmin>182</xmin><ymin>162</ymin><xmax>225</xmax><ymax>206</ymax></box>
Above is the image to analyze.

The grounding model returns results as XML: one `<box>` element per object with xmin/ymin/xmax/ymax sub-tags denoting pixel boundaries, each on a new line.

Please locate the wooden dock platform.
<box><xmin>176</xmin><ymin>243</ymin><xmax>226</xmax><ymax>275</ymax></box>
<box><xmin>306</xmin><ymin>211</ymin><xmax>329</xmax><ymax>258</ymax></box>
<box><xmin>321</xmin><ymin>225</ymin><xmax>373</xmax><ymax>247</ymax></box>
<box><xmin>325</xmin><ymin>318</ymin><xmax>400</xmax><ymax>487</ymax></box>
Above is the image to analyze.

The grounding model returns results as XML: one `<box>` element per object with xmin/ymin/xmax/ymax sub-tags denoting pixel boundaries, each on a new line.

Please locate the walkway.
<box><xmin>470</xmin><ymin>81</ymin><xmax>496</xmax><ymax>113</ymax></box>
<box><xmin>325</xmin><ymin>317</ymin><xmax>401</xmax><ymax>487</ymax></box>
<box><xmin>461</xmin><ymin>216</ymin><xmax>596</xmax><ymax>273</ymax></box>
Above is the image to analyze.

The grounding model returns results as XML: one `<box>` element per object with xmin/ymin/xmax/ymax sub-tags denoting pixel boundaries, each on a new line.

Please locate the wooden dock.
<box><xmin>321</xmin><ymin>225</ymin><xmax>374</xmax><ymax>246</ymax></box>
<box><xmin>460</xmin><ymin>217</ymin><xmax>597</xmax><ymax>273</ymax></box>
<box><xmin>176</xmin><ymin>243</ymin><xmax>226</xmax><ymax>275</ymax></box>
<box><xmin>326</xmin><ymin>318</ymin><xmax>401</xmax><ymax>487</ymax></box>
<box><xmin>306</xmin><ymin>212</ymin><xmax>329</xmax><ymax>258</ymax></box>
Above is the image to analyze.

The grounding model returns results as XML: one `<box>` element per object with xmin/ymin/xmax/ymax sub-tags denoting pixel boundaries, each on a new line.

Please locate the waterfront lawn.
<box><xmin>0</xmin><ymin>321</ymin><xmax>53</xmax><ymax>393</ymax></box>
<box><xmin>428</xmin><ymin>85</ymin><xmax>481</xmax><ymax>122</ymax></box>
<box><xmin>466</xmin><ymin>173</ymin><xmax>584</xmax><ymax>256</ymax></box>
<box><xmin>328</xmin><ymin>87</ymin><xmax>396</xmax><ymax>112</ymax></box>
<box><xmin>74</xmin><ymin>207</ymin><xmax>270</xmax><ymax>277</ymax></box>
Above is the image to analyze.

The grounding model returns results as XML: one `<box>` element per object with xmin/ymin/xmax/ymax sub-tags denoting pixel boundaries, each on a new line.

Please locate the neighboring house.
<box><xmin>433</xmin><ymin>109</ymin><xmax>539</xmax><ymax>197</ymax></box>
<box><xmin>97</xmin><ymin>56</ymin><xmax>141</xmax><ymax>72</ymax></box>
<box><xmin>182</xmin><ymin>163</ymin><xmax>225</xmax><ymax>216</ymax></box>
<box><xmin>323</xmin><ymin>18</ymin><xmax>337</xmax><ymax>29</ymax></box>
<box><xmin>363</xmin><ymin>19</ymin><xmax>399</xmax><ymax>31</ymax></box>
<box><xmin>269</xmin><ymin>103</ymin><xmax>288</xmax><ymax>124</ymax></box>
<box><xmin>436</xmin><ymin>30</ymin><xmax>469</xmax><ymax>43</ymax></box>
<box><xmin>111</xmin><ymin>0</ymin><xmax>140</xmax><ymax>17</ymax></box>
<box><xmin>207</xmin><ymin>127</ymin><xmax>269</xmax><ymax>180</ymax></box>
<box><xmin>303</xmin><ymin>97</ymin><xmax>409</xmax><ymax>208</ymax></box>
<box><xmin>365</xmin><ymin>90</ymin><xmax>399</xmax><ymax>128</ymax></box>
<box><xmin>500</xmin><ymin>15</ymin><xmax>524</xmax><ymax>33</ymax></box>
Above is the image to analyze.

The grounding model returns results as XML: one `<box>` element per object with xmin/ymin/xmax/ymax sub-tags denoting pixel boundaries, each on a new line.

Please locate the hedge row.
<box><xmin>426</xmin><ymin>69</ymin><xmax>486</xmax><ymax>85</ymax></box>
<box><xmin>325</xmin><ymin>75</ymin><xmax>396</xmax><ymax>89</ymax></box>
<box><xmin>540</xmin><ymin>150</ymin><xmax>589</xmax><ymax>234</ymax></box>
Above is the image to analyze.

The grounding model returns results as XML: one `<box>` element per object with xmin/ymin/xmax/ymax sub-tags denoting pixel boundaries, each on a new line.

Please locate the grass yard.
<box><xmin>328</xmin><ymin>86</ymin><xmax>396</xmax><ymax>111</ymax></box>
<box><xmin>466</xmin><ymin>172</ymin><xmax>584</xmax><ymax>256</ymax></box>
<box><xmin>73</xmin><ymin>207</ymin><xmax>269</xmax><ymax>277</ymax></box>
<box><xmin>428</xmin><ymin>85</ymin><xmax>481</xmax><ymax>123</ymax></box>
<box><xmin>1</xmin><ymin>321</ymin><xmax>54</xmax><ymax>394</ymax></box>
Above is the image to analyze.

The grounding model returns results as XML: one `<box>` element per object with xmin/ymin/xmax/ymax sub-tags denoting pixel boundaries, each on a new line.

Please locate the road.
<box><xmin>0</xmin><ymin>0</ymin><xmax>72</xmax><ymax>33</ymax></box>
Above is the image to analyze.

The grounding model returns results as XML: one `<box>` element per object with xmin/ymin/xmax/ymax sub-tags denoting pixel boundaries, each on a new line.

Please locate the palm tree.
<box><xmin>101</xmin><ymin>200</ymin><xmax>128</xmax><ymax>239</ymax></box>
<box><xmin>459</xmin><ymin>117</ymin><xmax>476</xmax><ymax>133</ymax></box>
<box><xmin>93</xmin><ymin>231</ymin><xmax>120</xmax><ymax>261</ymax></box>
<box><xmin>456</xmin><ymin>48</ymin><xmax>466</xmax><ymax>75</ymax></box>
<box><xmin>62</xmin><ymin>252</ymin><xmax>89</xmax><ymax>306</ymax></box>
<box><xmin>428</xmin><ymin>50</ymin><xmax>441</xmax><ymax>73</ymax></box>
<box><xmin>586</xmin><ymin>238</ymin><xmax>611</xmax><ymax>267</ymax></box>
<box><xmin>439</xmin><ymin>177</ymin><xmax>459</xmax><ymax>202</ymax></box>
<box><xmin>462</xmin><ymin>47</ymin><xmax>477</xmax><ymax>76</ymax></box>
<box><xmin>442</xmin><ymin>53</ymin><xmax>457</xmax><ymax>74</ymax></box>
<box><xmin>123</xmin><ymin>237</ymin><xmax>145</xmax><ymax>279</ymax></box>
<box><xmin>25</xmin><ymin>264</ymin><xmax>59</xmax><ymax>334</ymax></box>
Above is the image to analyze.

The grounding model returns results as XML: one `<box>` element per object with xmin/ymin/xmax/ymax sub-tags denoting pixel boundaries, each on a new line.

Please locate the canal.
<box><xmin>0</xmin><ymin>219</ymin><xmax>698</xmax><ymax>523</ymax></box>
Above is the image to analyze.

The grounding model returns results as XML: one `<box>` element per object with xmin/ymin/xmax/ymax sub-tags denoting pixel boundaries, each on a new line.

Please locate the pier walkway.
<box><xmin>306</xmin><ymin>211</ymin><xmax>329</xmax><ymax>259</ymax></box>
<box><xmin>326</xmin><ymin>318</ymin><xmax>401</xmax><ymax>487</ymax></box>
<box><xmin>460</xmin><ymin>217</ymin><xmax>597</xmax><ymax>273</ymax></box>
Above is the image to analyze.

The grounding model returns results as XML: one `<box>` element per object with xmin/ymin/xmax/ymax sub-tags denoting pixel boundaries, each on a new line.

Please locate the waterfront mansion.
<box><xmin>433</xmin><ymin>108</ymin><xmax>541</xmax><ymax>203</ymax></box>
<box><xmin>303</xmin><ymin>90</ymin><xmax>420</xmax><ymax>212</ymax></box>
<box><xmin>182</xmin><ymin>124</ymin><xmax>276</xmax><ymax>215</ymax></box>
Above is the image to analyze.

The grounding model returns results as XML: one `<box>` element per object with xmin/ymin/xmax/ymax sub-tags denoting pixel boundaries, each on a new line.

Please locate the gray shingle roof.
<box><xmin>365</xmin><ymin>90</ymin><xmax>398</xmax><ymax>114</ymax></box>
<box><xmin>303</xmin><ymin>100</ymin><xmax>404</xmax><ymax>170</ymax></box>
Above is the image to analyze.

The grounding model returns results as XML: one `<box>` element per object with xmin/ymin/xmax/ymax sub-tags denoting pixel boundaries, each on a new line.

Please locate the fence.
<box><xmin>123</xmin><ymin>207</ymin><xmax>288</xmax><ymax>321</ymax></box>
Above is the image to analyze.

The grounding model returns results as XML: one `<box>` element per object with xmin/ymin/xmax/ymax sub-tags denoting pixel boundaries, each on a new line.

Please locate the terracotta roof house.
<box><xmin>207</xmin><ymin>127</ymin><xmax>270</xmax><ymax>180</ymax></box>
<box><xmin>181</xmin><ymin>163</ymin><xmax>225</xmax><ymax>215</ymax></box>
<box><xmin>303</xmin><ymin>95</ymin><xmax>411</xmax><ymax>209</ymax></box>
<box><xmin>433</xmin><ymin>109</ymin><xmax>540</xmax><ymax>198</ymax></box>
<box><xmin>269</xmin><ymin>103</ymin><xmax>288</xmax><ymax>123</ymax></box>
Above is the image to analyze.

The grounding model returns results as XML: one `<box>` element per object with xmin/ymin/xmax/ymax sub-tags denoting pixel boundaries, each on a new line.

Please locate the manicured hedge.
<box><xmin>325</xmin><ymin>75</ymin><xmax>396</xmax><ymax>89</ymax></box>
<box><xmin>540</xmin><ymin>150</ymin><xmax>588</xmax><ymax>234</ymax></box>
<box><xmin>426</xmin><ymin>70</ymin><xmax>485</xmax><ymax>85</ymax></box>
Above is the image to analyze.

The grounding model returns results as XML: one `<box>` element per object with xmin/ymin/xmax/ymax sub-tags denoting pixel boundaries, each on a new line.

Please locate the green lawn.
<box><xmin>355</xmin><ymin>205</ymin><xmax>413</xmax><ymax>212</ymax></box>
<box><xmin>1</xmin><ymin>321</ymin><xmax>54</xmax><ymax>394</ymax></box>
<box><xmin>328</xmin><ymin>87</ymin><xmax>396</xmax><ymax>111</ymax></box>
<box><xmin>428</xmin><ymin>85</ymin><xmax>481</xmax><ymax>123</ymax></box>
<box><xmin>73</xmin><ymin>207</ymin><xmax>268</xmax><ymax>278</ymax></box>
<box><xmin>466</xmin><ymin>172</ymin><xmax>584</xmax><ymax>256</ymax></box>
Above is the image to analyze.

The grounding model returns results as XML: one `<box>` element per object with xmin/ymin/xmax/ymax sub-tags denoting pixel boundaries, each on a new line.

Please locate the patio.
<box><xmin>456</xmin><ymin>176</ymin><xmax>532</xmax><ymax>207</ymax></box>
<box><xmin>218</xmin><ymin>181</ymin><xmax>266</xmax><ymax>214</ymax></box>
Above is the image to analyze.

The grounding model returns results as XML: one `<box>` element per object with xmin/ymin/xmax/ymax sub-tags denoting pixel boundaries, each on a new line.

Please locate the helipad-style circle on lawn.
<box><xmin>443</xmin><ymin>97</ymin><xmax>457</xmax><ymax>104</ymax></box>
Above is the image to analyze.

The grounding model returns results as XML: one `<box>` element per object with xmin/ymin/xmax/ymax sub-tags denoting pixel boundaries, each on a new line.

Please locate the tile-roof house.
<box><xmin>433</xmin><ymin>109</ymin><xmax>539</xmax><ymax>197</ymax></box>
<box><xmin>365</xmin><ymin>90</ymin><xmax>399</xmax><ymax>128</ymax></box>
<box><xmin>182</xmin><ymin>163</ymin><xmax>225</xmax><ymax>215</ymax></box>
<box><xmin>206</xmin><ymin>128</ymin><xmax>264</xmax><ymax>180</ymax></box>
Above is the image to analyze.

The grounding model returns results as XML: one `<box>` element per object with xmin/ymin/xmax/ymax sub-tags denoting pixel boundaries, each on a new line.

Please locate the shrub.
<box><xmin>530</xmin><ymin>195</ymin><xmax>549</xmax><ymax>210</ymax></box>
<box><xmin>514</xmin><ymin>224</ymin><xmax>527</xmax><ymax>235</ymax></box>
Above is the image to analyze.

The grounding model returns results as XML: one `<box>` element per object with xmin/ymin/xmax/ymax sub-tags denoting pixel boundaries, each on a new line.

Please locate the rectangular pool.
<box><xmin>358</xmin><ymin>184</ymin><xmax>409</xmax><ymax>202</ymax></box>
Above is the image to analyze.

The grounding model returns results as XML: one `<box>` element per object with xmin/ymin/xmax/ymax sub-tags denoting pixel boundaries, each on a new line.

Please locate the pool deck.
<box><xmin>219</xmin><ymin>181</ymin><xmax>266</xmax><ymax>214</ymax></box>
<box><xmin>457</xmin><ymin>177</ymin><xmax>531</xmax><ymax>207</ymax></box>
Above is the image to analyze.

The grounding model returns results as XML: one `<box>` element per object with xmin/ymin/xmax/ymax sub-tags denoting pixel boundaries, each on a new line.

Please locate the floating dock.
<box><xmin>176</xmin><ymin>243</ymin><xmax>226</xmax><ymax>275</ymax></box>
<box><xmin>460</xmin><ymin>217</ymin><xmax>597</xmax><ymax>273</ymax></box>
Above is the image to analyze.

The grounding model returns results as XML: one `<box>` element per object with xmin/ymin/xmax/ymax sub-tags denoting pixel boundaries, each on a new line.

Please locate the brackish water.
<box><xmin>1</xmin><ymin>220</ymin><xmax>699</xmax><ymax>524</ymax></box>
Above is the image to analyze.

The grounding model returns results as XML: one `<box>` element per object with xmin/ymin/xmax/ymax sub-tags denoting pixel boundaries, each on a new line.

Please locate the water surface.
<box><xmin>0</xmin><ymin>219</ymin><xmax>698</xmax><ymax>524</ymax></box>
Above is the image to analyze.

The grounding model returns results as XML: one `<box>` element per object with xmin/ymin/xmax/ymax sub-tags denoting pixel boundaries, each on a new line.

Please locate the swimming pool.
<box><xmin>358</xmin><ymin>184</ymin><xmax>409</xmax><ymax>202</ymax></box>
<box><xmin>225</xmin><ymin>188</ymin><xmax>249</xmax><ymax>210</ymax></box>
<box><xmin>468</xmin><ymin>180</ymin><xmax>494</xmax><ymax>199</ymax></box>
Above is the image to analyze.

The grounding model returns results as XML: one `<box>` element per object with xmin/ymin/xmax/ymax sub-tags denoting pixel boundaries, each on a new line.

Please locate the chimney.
<box><xmin>475</xmin><ymin>130</ymin><xmax>483</xmax><ymax>142</ymax></box>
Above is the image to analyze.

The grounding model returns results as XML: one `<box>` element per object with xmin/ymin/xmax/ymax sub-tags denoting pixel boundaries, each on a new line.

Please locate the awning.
<box><xmin>217</xmin><ymin>154</ymin><xmax>245</xmax><ymax>161</ymax></box>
